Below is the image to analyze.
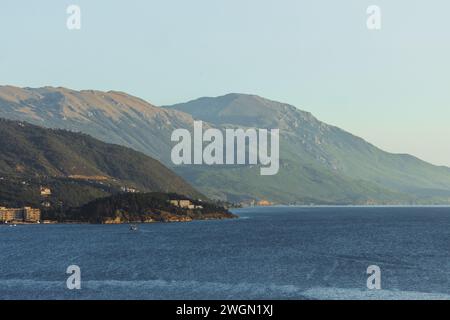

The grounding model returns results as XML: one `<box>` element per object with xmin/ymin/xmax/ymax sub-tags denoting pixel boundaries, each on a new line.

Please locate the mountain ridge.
<box><xmin>2</xmin><ymin>85</ymin><xmax>450</xmax><ymax>204</ymax></box>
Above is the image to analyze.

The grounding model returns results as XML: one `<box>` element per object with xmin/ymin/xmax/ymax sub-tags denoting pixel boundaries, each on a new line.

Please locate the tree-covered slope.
<box><xmin>0</xmin><ymin>119</ymin><xmax>203</xmax><ymax>208</ymax></box>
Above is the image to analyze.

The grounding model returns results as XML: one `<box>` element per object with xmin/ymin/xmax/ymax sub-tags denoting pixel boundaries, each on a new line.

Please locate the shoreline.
<box><xmin>1</xmin><ymin>215</ymin><xmax>238</xmax><ymax>226</ymax></box>
<box><xmin>236</xmin><ymin>204</ymin><xmax>450</xmax><ymax>209</ymax></box>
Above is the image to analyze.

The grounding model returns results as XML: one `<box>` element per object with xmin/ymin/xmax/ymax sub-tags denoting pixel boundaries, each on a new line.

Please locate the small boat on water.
<box><xmin>129</xmin><ymin>224</ymin><xmax>138</xmax><ymax>231</ymax></box>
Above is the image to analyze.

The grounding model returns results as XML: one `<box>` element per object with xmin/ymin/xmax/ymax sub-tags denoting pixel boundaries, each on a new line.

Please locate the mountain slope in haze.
<box><xmin>0</xmin><ymin>118</ymin><xmax>203</xmax><ymax>208</ymax></box>
<box><xmin>166</xmin><ymin>93</ymin><xmax>450</xmax><ymax>204</ymax></box>
<box><xmin>2</xmin><ymin>86</ymin><xmax>450</xmax><ymax>204</ymax></box>
<box><xmin>0</xmin><ymin>85</ymin><xmax>193</xmax><ymax>162</ymax></box>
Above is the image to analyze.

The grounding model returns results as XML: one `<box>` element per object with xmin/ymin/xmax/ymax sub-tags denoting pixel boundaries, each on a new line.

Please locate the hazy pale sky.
<box><xmin>1</xmin><ymin>0</ymin><xmax>449</xmax><ymax>166</ymax></box>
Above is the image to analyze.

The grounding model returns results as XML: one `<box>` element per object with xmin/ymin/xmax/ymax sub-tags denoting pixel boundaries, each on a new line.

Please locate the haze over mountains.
<box><xmin>2</xmin><ymin>85</ymin><xmax>450</xmax><ymax>204</ymax></box>
<box><xmin>0</xmin><ymin>85</ymin><xmax>193</xmax><ymax>161</ymax></box>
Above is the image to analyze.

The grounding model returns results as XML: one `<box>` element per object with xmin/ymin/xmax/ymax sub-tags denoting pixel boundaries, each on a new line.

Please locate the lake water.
<box><xmin>1</xmin><ymin>206</ymin><xmax>450</xmax><ymax>300</ymax></box>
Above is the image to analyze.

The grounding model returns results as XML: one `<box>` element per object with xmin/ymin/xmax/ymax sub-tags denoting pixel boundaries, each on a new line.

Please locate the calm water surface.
<box><xmin>1</xmin><ymin>206</ymin><xmax>450</xmax><ymax>300</ymax></box>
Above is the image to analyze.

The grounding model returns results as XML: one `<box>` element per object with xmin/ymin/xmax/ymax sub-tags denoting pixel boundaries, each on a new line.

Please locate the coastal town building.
<box><xmin>242</xmin><ymin>199</ymin><xmax>274</xmax><ymax>207</ymax></box>
<box><xmin>40</xmin><ymin>187</ymin><xmax>52</xmax><ymax>196</ymax></box>
<box><xmin>120</xmin><ymin>186</ymin><xmax>138</xmax><ymax>193</ymax></box>
<box><xmin>0</xmin><ymin>206</ymin><xmax>41</xmax><ymax>223</ymax></box>
<box><xmin>40</xmin><ymin>187</ymin><xmax>52</xmax><ymax>197</ymax></box>
<box><xmin>170</xmin><ymin>199</ymin><xmax>203</xmax><ymax>210</ymax></box>
<box><xmin>41</xmin><ymin>201</ymin><xmax>51</xmax><ymax>208</ymax></box>
<box><xmin>257</xmin><ymin>200</ymin><xmax>273</xmax><ymax>206</ymax></box>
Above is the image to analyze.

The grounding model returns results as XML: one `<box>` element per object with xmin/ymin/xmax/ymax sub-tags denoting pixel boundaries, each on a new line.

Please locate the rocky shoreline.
<box><xmin>102</xmin><ymin>210</ymin><xmax>238</xmax><ymax>224</ymax></box>
<box><xmin>2</xmin><ymin>213</ymin><xmax>238</xmax><ymax>225</ymax></box>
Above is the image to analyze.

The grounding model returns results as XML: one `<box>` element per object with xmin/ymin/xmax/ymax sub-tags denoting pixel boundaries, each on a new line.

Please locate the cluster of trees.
<box><xmin>0</xmin><ymin>175</ymin><xmax>112</xmax><ymax>208</ymax></box>
<box><xmin>66</xmin><ymin>192</ymin><xmax>231</xmax><ymax>223</ymax></box>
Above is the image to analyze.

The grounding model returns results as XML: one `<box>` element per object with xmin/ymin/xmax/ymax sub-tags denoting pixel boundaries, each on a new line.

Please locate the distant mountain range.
<box><xmin>0</xmin><ymin>118</ymin><xmax>202</xmax><ymax>208</ymax></box>
<box><xmin>2</xmin><ymin>85</ymin><xmax>450</xmax><ymax>204</ymax></box>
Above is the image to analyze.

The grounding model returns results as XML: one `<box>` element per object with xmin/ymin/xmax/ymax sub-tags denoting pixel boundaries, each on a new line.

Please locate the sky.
<box><xmin>1</xmin><ymin>0</ymin><xmax>449</xmax><ymax>166</ymax></box>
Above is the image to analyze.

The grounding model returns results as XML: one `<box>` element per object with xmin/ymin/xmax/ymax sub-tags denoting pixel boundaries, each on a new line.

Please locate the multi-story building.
<box><xmin>0</xmin><ymin>206</ymin><xmax>41</xmax><ymax>223</ymax></box>
<box><xmin>0</xmin><ymin>207</ymin><xmax>21</xmax><ymax>222</ymax></box>
<box><xmin>23</xmin><ymin>207</ymin><xmax>41</xmax><ymax>222</ymax></box>
<box><xmin>169</xmin><ymin>199</ymin><xmax>203</xmax><ymax>210</ymax></box>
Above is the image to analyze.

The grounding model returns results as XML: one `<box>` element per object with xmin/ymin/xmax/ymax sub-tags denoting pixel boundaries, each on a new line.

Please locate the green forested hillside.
<box><xmin>0</xmin><ymin>119</ymin><xmax>203</xmax><ymax>209</ymax></box>
<box><xmin>68</xmin><ymin>192</ymin><xmax>235</xmax><ymax>223</ymax></box>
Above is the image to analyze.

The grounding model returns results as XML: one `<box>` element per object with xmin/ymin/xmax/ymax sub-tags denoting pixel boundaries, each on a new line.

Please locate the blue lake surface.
<box><xmin>1</xmin><ymin>206</ymin><xmax>450</xmax><ymax>300</ymax></box>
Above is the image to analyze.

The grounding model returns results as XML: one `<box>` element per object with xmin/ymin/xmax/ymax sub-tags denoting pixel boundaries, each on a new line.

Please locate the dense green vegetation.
<box><xmin>0</xmin><ymin>174</ymin><xmax>112</xmax><ymax>209</ymax></box>
<box><xmin>0</xmin><ymin>119</ymin><xmax>202</xmax><ymax>198</ymax></box>
<box><xmin>66</xmin><ymin>192</ymin><xmax>235</xmax><ymax>223</ymax></box>
<box><xmin>0</xmin><ymin>119</ymin><xmax>204</xmax><ymax>218</ymax></box>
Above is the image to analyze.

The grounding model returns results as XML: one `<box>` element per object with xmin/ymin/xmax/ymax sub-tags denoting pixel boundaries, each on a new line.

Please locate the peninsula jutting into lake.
<box><xmin>0</xmin><ymin>119</ymin><xmax>235</xmax><ymax>224</ymax></box>
<box><xmin>62</xmin><ymin>192</ymin><xmax>237</xmax><ymax>224</ymax></box>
